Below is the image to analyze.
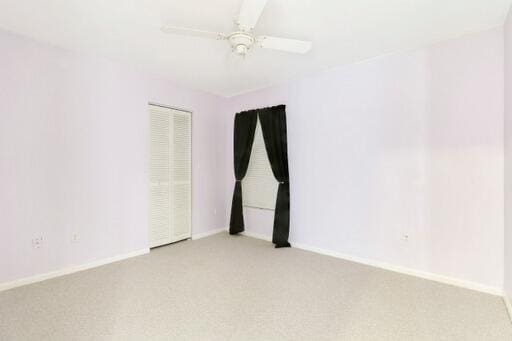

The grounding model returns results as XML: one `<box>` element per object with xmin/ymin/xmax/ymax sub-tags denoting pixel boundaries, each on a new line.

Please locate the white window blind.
<box><xmin>242</xmin><ymin>119</ymin><xmax>278</xmax><ymax>210</ymax></box>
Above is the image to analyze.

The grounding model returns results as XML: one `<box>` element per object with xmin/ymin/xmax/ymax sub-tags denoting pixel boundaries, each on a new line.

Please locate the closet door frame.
<box><xmin>149</xmin><ymin>102</ymin><xmax>193</xmax><ymax>248</ymax></box>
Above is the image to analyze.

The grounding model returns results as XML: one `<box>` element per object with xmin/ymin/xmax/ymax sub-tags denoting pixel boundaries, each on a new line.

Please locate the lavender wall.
<box><xmin>225</xmin><ymin>28</ymin><xmax>504</xmax><ymax>290</ymax></box>
<box><xmin>0</xmin><ymin>25</ymin><xmax>506</xmax><ymax>292</ymax></box>
<box><xmin>0</xmin><ymin>30</ymin><xmax>229</xmax><ymax>284</ymax></box>
<box><xmin>504</xmin><ymin>7</ymin><xmax>512</xmax><ymax>301</ymax></box>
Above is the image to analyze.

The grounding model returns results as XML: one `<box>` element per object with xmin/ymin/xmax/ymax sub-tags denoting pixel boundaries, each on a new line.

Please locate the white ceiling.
<box><xmin>0</xmin><ymin>0</ymin><xmax>510</xmax><ymax>97</ymax></box>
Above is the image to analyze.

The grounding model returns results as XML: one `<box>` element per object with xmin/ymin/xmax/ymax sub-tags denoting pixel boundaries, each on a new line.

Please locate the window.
<box><xmin>242</xmin><ymin>118</ymin><xmax>278</xmax><ymax>210</ymax></box>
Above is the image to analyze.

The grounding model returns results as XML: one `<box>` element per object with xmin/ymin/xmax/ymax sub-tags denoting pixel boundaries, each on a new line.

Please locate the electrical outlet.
<box><xmin>71</xmin><ymin>233</ymin><xmax>79</xmax><ymax>243</ymax></box>
<box><xmin>402</xmin><ymin>234</ymin><xmax>409</xmax><ymax>242</ymax></box>
<box><xmin>32</xmin><ymin>237</ymin><xmax>43</xmax><ymax>249</ymax></box>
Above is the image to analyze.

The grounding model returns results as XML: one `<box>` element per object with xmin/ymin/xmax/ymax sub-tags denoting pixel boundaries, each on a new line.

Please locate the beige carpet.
<box><xmin>0</xmin><ymin>232</ymin><xmax>511</xmax><ymax>340</ymax></box>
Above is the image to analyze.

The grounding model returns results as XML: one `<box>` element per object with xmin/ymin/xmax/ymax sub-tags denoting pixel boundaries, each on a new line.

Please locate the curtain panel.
<box><xmin>259</xmin><ymin>105</ymin><xmax>291</xmax><ymax>248</ymax></box>
<box><xmin>229</xmin><ymin>110</ymin><xmax>258</xmax><ymax>235</ymax></box>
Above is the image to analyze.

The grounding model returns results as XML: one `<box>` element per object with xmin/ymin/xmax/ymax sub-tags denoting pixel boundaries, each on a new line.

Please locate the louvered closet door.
<box><xmin>149</xmin><ymin>105</ymin><xmax>192</xmax><ymax>248</ymax></box>
<box><xmin>169</xmin><ymin>109</ymin><xmax>192</xmax><ymax>242</ymax></box>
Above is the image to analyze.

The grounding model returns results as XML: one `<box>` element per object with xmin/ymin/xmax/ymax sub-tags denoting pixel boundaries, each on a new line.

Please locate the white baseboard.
<box><xmin>504</xmin><ymin>295</ymin><xmax>512</xmax><ymax>324</ymax></box>
<box><xmin>192</xmin><ymin>227</ymin><xmax>228</xmax><ymax>240</ymax></box>
<box><xmin>240</xmin><ymin>230</ymin><xmax>502</xmax><ymax>296</ymax></box>
<box><xmin>0</xmin><ymin>227</ymin><xmax>228</xmax><ymax>292</ymax></box>
<box><xmin>0</xmin><ymin>248</ymin><xmax>149</xmax><ymax>292</ymax></box>
<box><xmin>1</xmin><ymin>229</ymin><xmax>502</xmax><ymax>298</ymax></box>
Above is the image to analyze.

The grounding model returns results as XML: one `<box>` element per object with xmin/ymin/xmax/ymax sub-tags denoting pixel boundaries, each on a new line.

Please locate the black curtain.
<box><xmin>259</xmin><ymin>105</ymin><xmax>291</xmax><ymax>248</ymax></box>
<box><xmin>229</xmin><ymin>110</ymin><xmax>258</xmax><ymax>235</ymax></box>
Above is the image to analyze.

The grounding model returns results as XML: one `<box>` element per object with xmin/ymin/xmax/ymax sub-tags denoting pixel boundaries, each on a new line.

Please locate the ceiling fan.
<box><xmin>161</xmin><ymin>0</ymin><xmax>312</xmax><ymax>57</ymax></box>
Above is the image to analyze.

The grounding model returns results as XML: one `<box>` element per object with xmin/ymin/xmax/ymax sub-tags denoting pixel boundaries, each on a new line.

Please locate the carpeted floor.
<box><xmin>0</xmin><ymin>232</ymin><xmax>511</xmax><ymax>340</ymax></box>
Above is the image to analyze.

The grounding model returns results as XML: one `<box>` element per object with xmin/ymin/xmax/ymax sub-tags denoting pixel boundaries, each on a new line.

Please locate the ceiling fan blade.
<box><xmin>237</xmin><ymin>0</ymin><xmax>268</xmax><ymax>31</ymax></box>
<box><xmin>161</xmin><ymin>25</ymin><xmax>226</xmax><ymax>40</ymax></box>
<box><xmin>257</xmin><ymin>36</ymin><xmax>312</xmax><ymax>54</ymax></box>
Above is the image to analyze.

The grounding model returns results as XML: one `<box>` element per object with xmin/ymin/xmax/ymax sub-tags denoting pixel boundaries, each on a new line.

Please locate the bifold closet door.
<box><xmin>150</xmin><ymin>104</ymin><xmax>192</xmax><ymax>248</ymax></box>
<box><xmin>170</xmin><ymin>109</ymin><xmax>192</xmax><ymax>242</ymax></box>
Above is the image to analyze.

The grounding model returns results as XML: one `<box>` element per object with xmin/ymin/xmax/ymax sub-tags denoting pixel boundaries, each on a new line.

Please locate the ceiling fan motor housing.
<box><xmin>228</xmin><ymin>32</ymin><xmax>255</xmax><ymax>55</ymax></box>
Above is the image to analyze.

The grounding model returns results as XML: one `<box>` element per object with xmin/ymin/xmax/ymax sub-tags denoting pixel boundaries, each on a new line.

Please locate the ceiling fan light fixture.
<box><xmin>235</xmin><ymin>44</ymin><xmax>248</xmax><ymax>55</ymax></box>
<box><xmin>228</xmin><ymin>31</ymin><xmax>254</xmax><ymax>56</ymax></box>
